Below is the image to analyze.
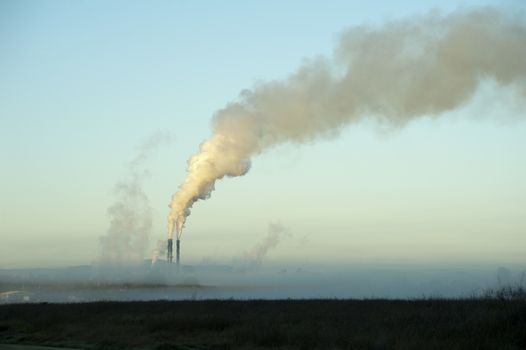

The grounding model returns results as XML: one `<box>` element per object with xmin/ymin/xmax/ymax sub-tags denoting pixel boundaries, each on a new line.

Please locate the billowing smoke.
<box><xmin>241</xmin><ymin>223</ymin><xmax>287</xmax><ymax>269</ymax></box>
<box><xmin>151</xmin><ymin>239</ymin><xmax>167</xmax><ymax>266</ymax></box>
<box><xmin>168</xmin><ymin>8</ymin><xmax>526</xmax><ymax>237</ymax></box>
<box><xmin>99</xmin><ymin>131</ymin><xmax>173</xmax><ymax>265</ymax></box>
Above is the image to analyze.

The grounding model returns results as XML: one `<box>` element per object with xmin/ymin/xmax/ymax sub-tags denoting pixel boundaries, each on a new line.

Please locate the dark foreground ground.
<box><xmin>1</xmin><ymin>298</ymin><xmax>525</xmax><ymax>350</ymax></box>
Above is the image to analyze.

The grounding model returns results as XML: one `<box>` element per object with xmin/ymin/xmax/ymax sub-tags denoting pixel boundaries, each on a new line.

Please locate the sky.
<box><xmin>1</xmin><ymin>0</ymin><xmax>525</xmax><ymax>269</ymax></box>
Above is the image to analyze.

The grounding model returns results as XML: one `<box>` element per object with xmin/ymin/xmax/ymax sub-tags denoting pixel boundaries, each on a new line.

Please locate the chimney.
<box><xmin>167</xmin><ymin>238</ymin><xmax>173</xmax><ymax>263</ymax></box>
<box><xmin>176</xmin><ymin>239</ymin><xmax>180</xmax><ymax>266</ymax></box>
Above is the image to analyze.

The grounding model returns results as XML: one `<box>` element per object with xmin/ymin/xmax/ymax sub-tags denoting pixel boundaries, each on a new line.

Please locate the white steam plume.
<box><xmin>99</xmin><ymin>131</ymin><xmax>173</xmax><ymax>265</ymax></box>
<box><xmin>151</xmin><ymin>239</ymin><xmax>167</xmax><ymax>266</ymax></box>
<box><xmin>242</xmin><ymin>223</ymin><xmax>287</xmax><ymax>268</ymax></box>
<box><xmin>168</xmin><ymin>8</ymin><xmax>526</xmax><ymax>238</ymax></box>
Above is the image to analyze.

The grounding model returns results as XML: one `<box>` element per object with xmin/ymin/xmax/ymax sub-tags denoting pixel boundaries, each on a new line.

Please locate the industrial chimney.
<box><xmin>167</xmin><ymin>238</ymin><xmax>173</xmax><ymax>263</ymax></box>
<box><xmin>176</xmin><ymin>239</ymin><xmax>180</xmax><ymax>266</ymax></box>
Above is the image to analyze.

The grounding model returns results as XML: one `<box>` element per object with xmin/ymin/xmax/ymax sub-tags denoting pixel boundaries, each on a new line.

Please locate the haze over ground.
<box><xmin>1</xmin><ymin>0</ymin><xmax>525</xmax><ymax>289</ymax></box>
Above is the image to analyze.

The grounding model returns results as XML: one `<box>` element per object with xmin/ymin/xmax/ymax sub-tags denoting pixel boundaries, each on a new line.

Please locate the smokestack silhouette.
<box><xmin>166</xmin><ymin>238</ymin><xmax>180</xmax><ymax>265</ymax></box>
<box><xmin>167</xmin><ymin>238</ymin><xmax>173</xmax><ymax>263</ymax></box>
<box><xmin>176</xmin><ymin>239</ymin><xmax>180</xmax><ymax>266</ymax></box>
<box><xmin>167</xmin><ymin>7</ymin><xmax>526</xmax><ymax>237</ymax></box>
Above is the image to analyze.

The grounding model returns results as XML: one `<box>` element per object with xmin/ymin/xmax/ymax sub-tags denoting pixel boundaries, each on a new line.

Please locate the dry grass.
<box><xmin>1</xmin><ymin>292</ymin><xmax>525</xmax><ymax>349</ymax></box>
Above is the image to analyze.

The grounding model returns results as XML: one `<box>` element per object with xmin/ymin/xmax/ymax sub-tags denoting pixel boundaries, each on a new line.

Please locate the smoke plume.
<box><xmin>168</xmin><ymin>8</ymin><xmax>526</xmax><ymax>237</ymax></box>
<box><xmin>242</xmin><ymin>223</ymin><xmax>287</xmax><ymax>268</ymax></box>
<box><xmin>99</xmin><ymin>131</ymin><xmax>172</xmax><ymax>265</ymax></box>
<box><xmin>151</xmin><ymin>239</ymin><xmax>167</xmax><ymax>266</ymax></box>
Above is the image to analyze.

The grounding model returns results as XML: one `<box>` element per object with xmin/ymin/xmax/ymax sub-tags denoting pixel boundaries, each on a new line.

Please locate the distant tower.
<box><xmin>167</xmin><ymin>239</ymin><xmax>173</xmax><ymax>263</ymax></box>
<box><xmin>176</xmin><ymin>239</ymin><xmax>180</xmax><ymax>266</ymax></box>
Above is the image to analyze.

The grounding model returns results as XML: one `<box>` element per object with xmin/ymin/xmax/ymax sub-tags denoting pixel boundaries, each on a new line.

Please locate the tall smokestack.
<box><xmin>176</xmin><ymin>239</ymin><xmax>180</xmax><ymax>266</ymax></box>
<box><xmin>167</xmin><ymin>238</ymin><xmax>173</xmax><ymax>263</ymax></box>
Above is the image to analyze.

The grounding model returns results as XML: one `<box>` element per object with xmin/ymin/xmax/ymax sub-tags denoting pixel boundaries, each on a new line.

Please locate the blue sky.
<box><xmin>1</xmin><ymin>0</ymin><xmax>525</xmax><ymax>268</ymax></box>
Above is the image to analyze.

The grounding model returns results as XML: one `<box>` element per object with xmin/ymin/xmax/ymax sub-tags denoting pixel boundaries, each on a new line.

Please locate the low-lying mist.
<box><xmin>1</xmin><ymin>261</ymin><xmax>524</xmax><ymax>303</ymax></box>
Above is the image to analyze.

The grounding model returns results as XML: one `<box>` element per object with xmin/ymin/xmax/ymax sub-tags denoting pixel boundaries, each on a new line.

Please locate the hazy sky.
<box><xmin>1</xmin><ymin>0</ymin><xmax>525</xmax><ymax>268</ymax></box>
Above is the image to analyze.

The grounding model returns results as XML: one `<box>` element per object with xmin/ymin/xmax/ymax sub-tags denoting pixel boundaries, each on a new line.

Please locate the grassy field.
<box><xmin>1</xmin><ymin>297</ymin><xmax>525</xmax><ymax>350</ymax></box>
